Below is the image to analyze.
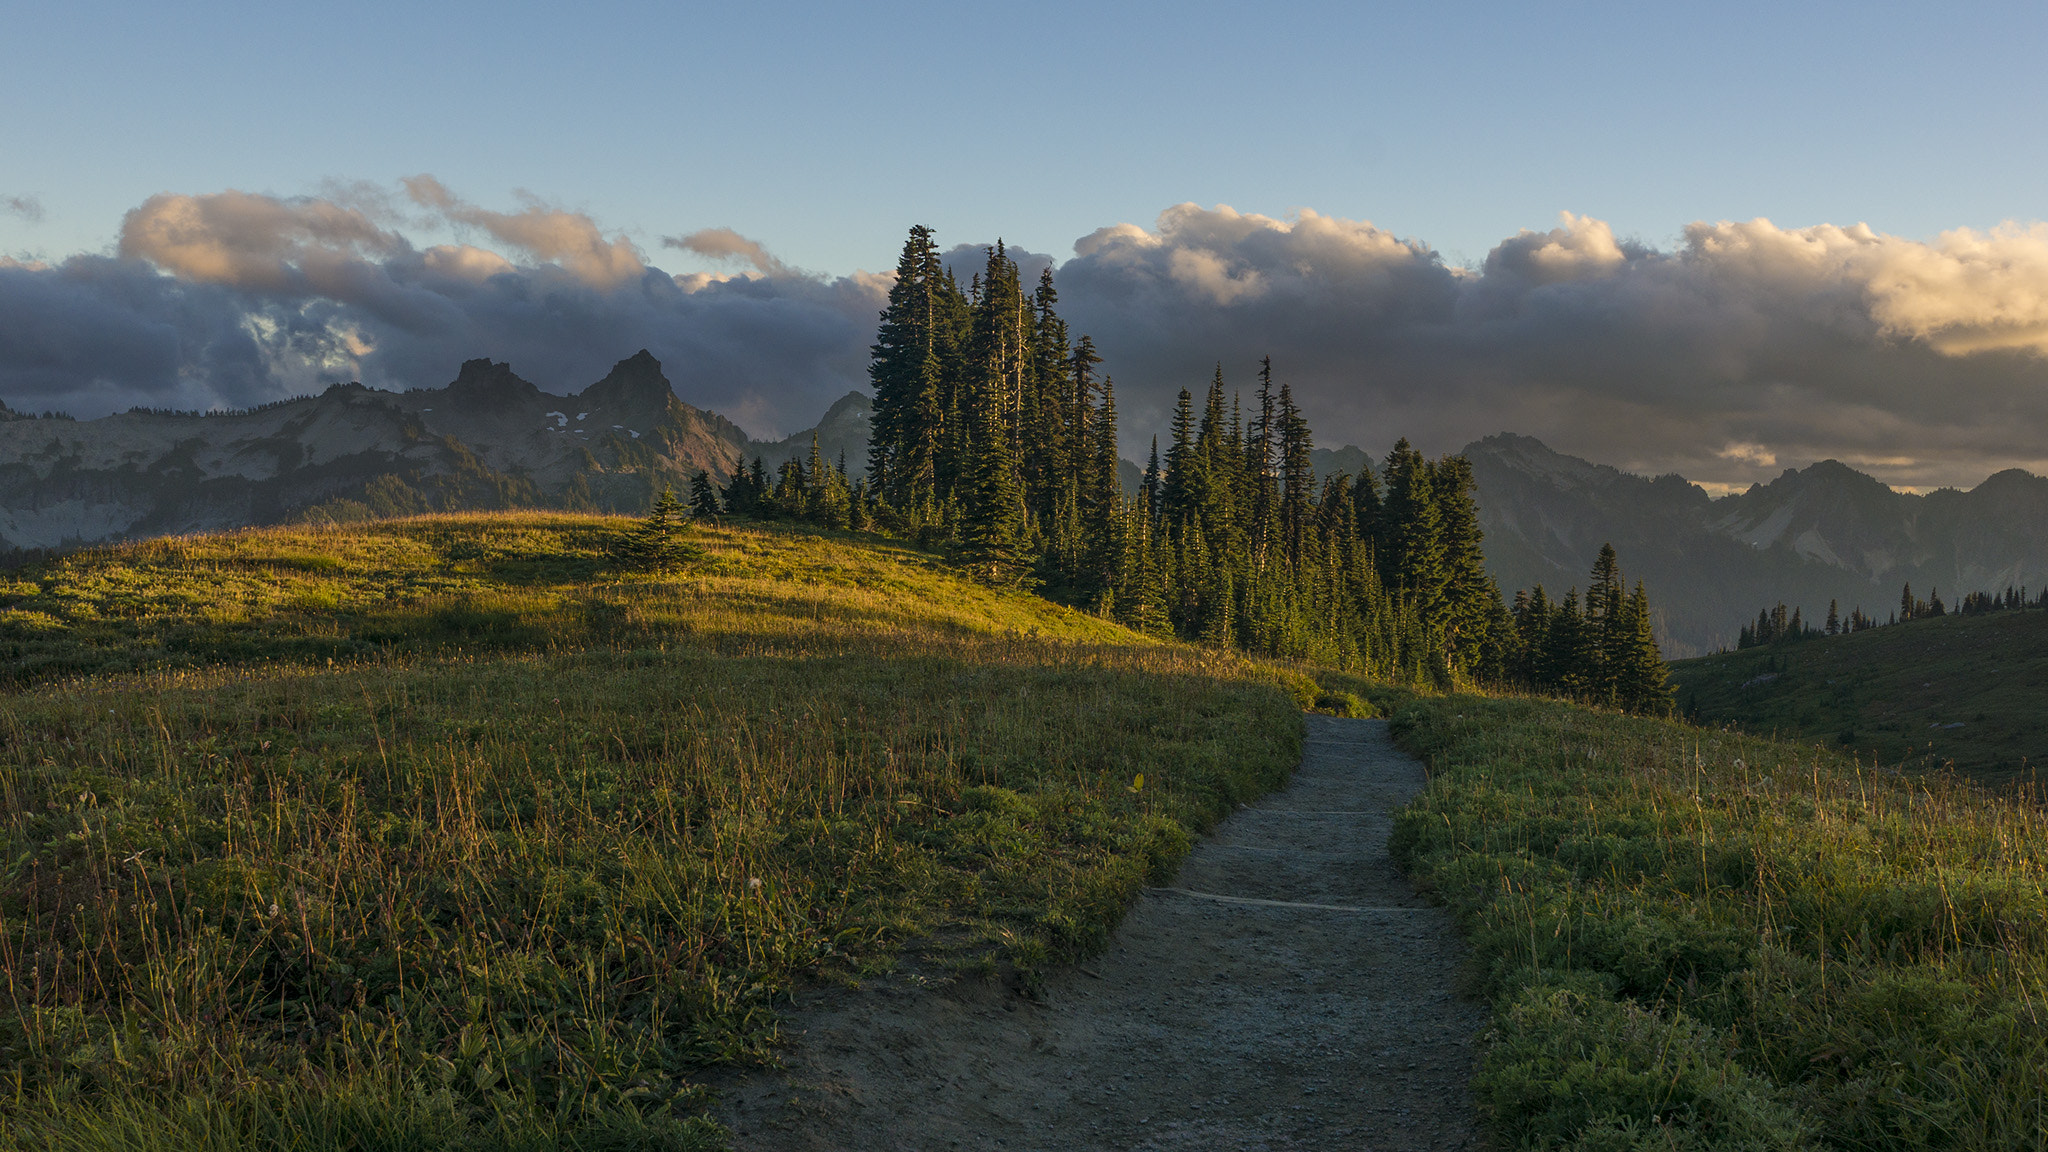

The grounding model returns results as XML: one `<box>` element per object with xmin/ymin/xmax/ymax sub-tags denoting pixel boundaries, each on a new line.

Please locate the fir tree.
<box><xmin>1379</xmin><ymin>440</ymin><xmax>1444</xmax><ymax>614</ymax></box>
<box><xmin>958</xmin><ymin>247</ymin><xmax>1031</xmax><ymax>586</ymax></box>
<box><xmin>1247</xmin><ymin>357</ymin><xmax>1279</xmax><ymax>561</ymax></box>
<box><xmin>615</xmin><ymin>487</ymin><xmax>697</xmax><ymax>570</ymax></box>
<box><xmin>1160</xmin><ymin>387</ymin><xmax>1200</xmax><ymax>534</ymax></box>
<box><xmin>1543</xmin><ymin>588</ymin><xmax>1593</xmax><ymax>698</ymax></box>
<box><xmin>1277</xmin><ymin>377</ymin><xmax>1314</xmax><ymax>567</ymax></box>
<box><xmin>1141</xmin><ymin>437</ymin><xmax>1162</xmax><ymax>527</ymax></box>
<box><xmin>1586</xmin><ymin>542</ymin><xmax>1625</xmax><ymax>700</ymax></box>
<box><xmin>688</xmin><ymin>469</ymin><xmax>722</xmax><ymax>519</ymax></box>
<box><xmin>1080</xmin><ymin>375</ymin><xmax>1124</xmax><ymax>606</ymax></box>
<box><xmin>1433</xmin><ymin>456</ymin><xmax>1492</xmax><ymax>674</ymax></box>
<box><xmin>868</xmin><ymin>226</ymin><xmax>948</xmax><ymax>507</ymax></box>
<box><xmin>1613</xmin><ymin>582</ymin><xmax>1672</xmax><ymax>713</ymax></box>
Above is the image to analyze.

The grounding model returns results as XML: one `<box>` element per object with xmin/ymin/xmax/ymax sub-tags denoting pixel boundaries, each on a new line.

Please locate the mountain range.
<box><xmin>0</xmin><ymin>352</ymin><xmax>864</xmax><ymax>554</ymax></box>
<box><xmin>4</xmin><ymin>353</ymin><xmax>2041</xmax><ymax>655</ymax></box>
<box><xmin>1466</xmin><ymin>434</ymin><xmax>2048</xmax><ymax>656</ymax></box>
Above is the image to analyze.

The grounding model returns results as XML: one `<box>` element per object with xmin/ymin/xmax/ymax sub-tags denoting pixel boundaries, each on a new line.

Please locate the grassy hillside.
<box><xmin>1668</xmin><ymin>609</ymin><xmax>2048</xmax><ymax>786</ymax></box>
<box><xmin>0</xmin><ymin>514</ymin><xmax>1314</xmax><ymax>1150</ymax></box>
<box><xmin>1392</xmin><ymin>694</ymin><xmax>2048</xmax><ymax>1151</ymax></box>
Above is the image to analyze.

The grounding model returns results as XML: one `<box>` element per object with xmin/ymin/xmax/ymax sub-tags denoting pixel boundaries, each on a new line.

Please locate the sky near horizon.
<box><xmin>7</xmin><ymin>0</ymin><xmax>2048</xmax><ymax>491</ymax></box>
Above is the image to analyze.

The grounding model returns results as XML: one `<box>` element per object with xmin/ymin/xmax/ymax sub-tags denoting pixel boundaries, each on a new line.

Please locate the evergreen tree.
<box><xmin>688</xmin><ymin>469</ymin><xmax>722</xmax><ymax>519</ymax></box>
<box><xmin>1613</xmin><ymin>582</ymin><xmax>1672</xmax><ymax>713</ymax></box>
<box><xmin>1247</xmin><ymin>357</ymin><xmax>1279</xmax><ymax>561</ymax></box>
<box><xmin>615</xmin><ymin>487</ymin><xmax>696</xmax><ymax>570</ymax></box>
<box><xmin>1513</xmin><ymin>586</ymin><xmax>1551</xmax><ymax>688</ymax></box>
<box><xmin>1115</xmin><ymin>508</ymin><xmax>1171</xmax><ymax>636</ymax></box>
<box><xmin>1141</xmin><ymin>437</ymin><xmax>1162</xmax><ymax>527</ymax></box>
<box><xmin>1160</xmin><ymin>387</ymin><xmax>1200</xmax><ymax>533</ymax></box>
<box><xmin>1433</xmin><ymin>456</ymin><xmax>1492</xmax><ymax>674</ymax></box>
<box><xmin>1543</xmin><ymin>588</ymin><xmax>1593</xmax><ymax>698</ymax></box>
<box><xmin>1080</xmin><ymin>375</ymin><xmax>1124</xmax><ymax>607</ymax></box>
<box><xmin>1379</xmin><ymin>440</ymin><xmax>1444</xmax><ymax>614</ymax></box>
<box><xmin>1277</xmin><ymin>378</ymin><xmax>1314</xmax><ymax>567</ymax></box>
<box><xmin>868</xmin><ymin>226</ymin><xmax>948</xmax><ymax>507</ymax></box>
<box><xmin>1586</xmin><ymin>542</ymin><xmax>1625</xmax><ymax>700</ymax></box>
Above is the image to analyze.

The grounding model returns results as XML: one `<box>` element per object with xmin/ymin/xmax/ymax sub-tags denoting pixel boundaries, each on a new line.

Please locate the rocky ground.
<box><xmin>709</xmin><ymin>715</ymin><xmax>1487</xmax><ymax>1151</ymax></box>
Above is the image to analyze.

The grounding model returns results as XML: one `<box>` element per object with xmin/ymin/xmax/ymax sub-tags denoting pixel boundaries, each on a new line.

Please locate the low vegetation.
<box><xmin>1392</xmin><ymin>694</ymin><xmax>2048</xmax><ymax>1150</ymax></box>
<box><xmin>1670</xmin><ymin>607</ymin><xmax>2048</xmax><ymax>785</ymax></box>
<box><xmin>0</xmin><ymin>513</ymin><xmax>1311</xmax><ymax>1150</ymax></box>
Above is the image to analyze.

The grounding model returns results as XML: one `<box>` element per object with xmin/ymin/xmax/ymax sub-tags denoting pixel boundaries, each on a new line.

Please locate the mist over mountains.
<box><xmin>3</xmin><ymin>350</ymin><xmax>2040</xmax><ymax>655</ymax></box>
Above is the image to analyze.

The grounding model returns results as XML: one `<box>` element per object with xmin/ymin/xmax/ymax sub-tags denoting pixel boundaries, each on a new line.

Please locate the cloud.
<box><xmin>2</xmin><ymin>195</ymin><xmax>45</xmax><ymax>224</ymax></box>
<box><xmin>119</xmin><ymin>190</ymin><xmax>405</xmax><ymax>293</ymax></box>
<box><xmin>403</xmin><ymin>176</ymin><xmax>647</xmax><ymax>290</ymax></box>
<box><xmin>662</xmin><ymin>228</ymin><xmax>793</xmax><ymax>278</ymax></box>
<box><xmin>1717</xmin><ymin>442</ymin><xmax>1777</xmax><ymax>468</ymax></box>
<box><xmin>11</xmin><ymin>188</ymin><xmax>2048</xmax><ymax>490</ymax></box>
<box><xmin>1055</xmin><ymin>205</ymin><xmax>2048</xmax><ymax>490</ymax></box>
<box><xmin>1</xmin><ymin>181</ymin><xmax>885</xmax><ymax>436</ymax></box>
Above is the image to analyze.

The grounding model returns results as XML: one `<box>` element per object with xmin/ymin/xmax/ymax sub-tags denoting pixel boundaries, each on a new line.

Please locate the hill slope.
<box><xmin>0</xmin><ymin>514</ymin><xmax>1312</xmax><ymax>1149</ymax></box>
<box><xmin>1667</xmin><ymin>607</ymin><xmax>2048</xmax><ymax>783</ymax></box>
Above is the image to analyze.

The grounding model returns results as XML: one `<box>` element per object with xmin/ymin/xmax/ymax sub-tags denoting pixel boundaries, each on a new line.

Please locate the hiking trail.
<box><xmin>712</xmin><ymin>715</ymin><xmax>1485</xmax><ymax>1150</ymax></box>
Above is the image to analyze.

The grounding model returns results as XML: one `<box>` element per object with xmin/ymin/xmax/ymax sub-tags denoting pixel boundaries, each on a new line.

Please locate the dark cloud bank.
<box><xmin>8</xmin><ymin>186</ymin><xmax>2048</xmax><ymax>490</ymax></box>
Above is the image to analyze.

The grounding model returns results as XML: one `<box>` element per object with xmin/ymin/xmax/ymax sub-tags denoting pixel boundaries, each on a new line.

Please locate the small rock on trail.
<box><xmin>712</xmin><ymin>716</ymin><xmax>1486</xmax><ymax>1150</ymax></box>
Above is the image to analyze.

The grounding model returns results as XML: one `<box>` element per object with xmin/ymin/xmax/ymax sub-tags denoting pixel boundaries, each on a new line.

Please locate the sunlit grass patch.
<box><xmin>0</xmin><ymin>513</ymin><xmax>1302</xmax><ymax>1150</ymax></box>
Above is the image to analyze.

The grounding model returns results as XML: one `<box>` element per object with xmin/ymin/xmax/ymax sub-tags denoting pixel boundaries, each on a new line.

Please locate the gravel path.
<box><xmin>711</xmin><ymin>715</ymin><xmax>1485</xmax><ymax>1150</ymax></box>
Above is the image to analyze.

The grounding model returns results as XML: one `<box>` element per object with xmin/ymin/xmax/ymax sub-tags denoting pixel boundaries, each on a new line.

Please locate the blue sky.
<box><xmin>7</xmin><ymin>0</ymin><xmax>2046</xmax><ymax>273</ymax></box>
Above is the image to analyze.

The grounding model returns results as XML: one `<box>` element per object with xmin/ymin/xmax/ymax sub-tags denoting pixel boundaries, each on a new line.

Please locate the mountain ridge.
<box><xmin>1464</xmin><ymin>434</ymin><xmax>2048</xmax><ymax>655</ymax></box>
<box><xmin>0</xmin><ymin>352</ymin><xmax>826</xmax><ymax>553</ymax></box>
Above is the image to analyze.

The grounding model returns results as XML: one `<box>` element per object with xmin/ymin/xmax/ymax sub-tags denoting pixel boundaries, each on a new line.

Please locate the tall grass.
<box><xmin>0</xmin><ymin>514</ymin><xmax>1309</xmax><ymax>1149</ymax></box>
<box><xmin>1391</xmin><ymin>695</ymin><xmax>2048</xmax><ymax>1150</ymax></box>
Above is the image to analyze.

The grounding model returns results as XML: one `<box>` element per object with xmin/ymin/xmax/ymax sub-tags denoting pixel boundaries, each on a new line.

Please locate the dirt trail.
<box><xmin>712</xmin><ymin>716</ymin><xmax>1485</xmax><ymax>1150</ymax></box>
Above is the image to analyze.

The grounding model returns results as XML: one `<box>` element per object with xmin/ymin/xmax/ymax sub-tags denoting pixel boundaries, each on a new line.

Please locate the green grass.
<box><xmin>0</xmin><ymin>513</ymin><xmax>1312</xmax><ymax>1150</ymax></box>
<box><xmin>1391</xmin><ymin>694</ymin><xmax>2048</xmax><ymax>1151</ymax></box>
<box><xmin>1669</xmin><ymin>610</ymin><xmax>2048</xmax><ymax>787</ymax></box>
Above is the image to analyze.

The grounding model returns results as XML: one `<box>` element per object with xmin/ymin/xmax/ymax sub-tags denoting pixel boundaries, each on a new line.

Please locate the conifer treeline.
<box><xmin>858</xmin><ymin>227</ymin><xmax>1510</xmax><ymax>684</ymax></box>
<box><xmin>1506</xmin><ymin>544</ymin><xmax>1671</xmax><ymax>713</ymax></box>
<box><xmin>1735</xmin><ymin>582</ymin><xmax>2045</xmax><ymax>649</ymax></box>
<box><xmin>699</xmin><ymin>225</ymin><xmax>1671</xmax><ymax>707</ymax></box>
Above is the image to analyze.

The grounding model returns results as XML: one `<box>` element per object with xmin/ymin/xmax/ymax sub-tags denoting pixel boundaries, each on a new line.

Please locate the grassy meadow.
<box><xmin>1392</xmin><ymin>694</ymin><xmax>2048</xmax><ymax>1150</ymax></box>
<box><xmin>0</xmin><ymin>514</ymin><xmax>1313</xmax><ymax>1150</ymax></box>
<box><xmin>1669</xmin><ymin>608</ymin><xmax>2048</xmax><ymax>787</ymax></box>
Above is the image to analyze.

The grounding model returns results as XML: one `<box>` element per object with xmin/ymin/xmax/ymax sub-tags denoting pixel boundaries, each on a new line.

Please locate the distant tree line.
<box><xmin>684</xmin><ymin>225</ymin><xmax>1672</xmax><ymax>710</ymax></box>
<box><xmin>1736</xmin><ymin>581</ymin><xmax>2045</xmax><ymax>649</ymax></box>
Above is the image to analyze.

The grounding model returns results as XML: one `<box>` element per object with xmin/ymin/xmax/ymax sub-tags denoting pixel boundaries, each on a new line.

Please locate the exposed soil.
<box><xmin>710</xmin><ymin>715</ymin><xmax>1486</xmax><ymax>1150</ymax></box>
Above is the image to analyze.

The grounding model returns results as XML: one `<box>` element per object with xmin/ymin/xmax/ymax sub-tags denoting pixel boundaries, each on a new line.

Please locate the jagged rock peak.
<box><xmin>577</xmin><ymin>350</ymin><xmax>677</xmax><ymax>411</ymax></box>
<box><xmin>446</xmin><ymin>358</ymin><xmax>541</xmax><ymax>402</ymax></box>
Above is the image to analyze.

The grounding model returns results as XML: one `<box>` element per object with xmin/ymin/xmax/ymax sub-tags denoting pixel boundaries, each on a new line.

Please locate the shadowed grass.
<box><xmin>0</xmin><ymin>514</ymin><xmax>1309</xmax><ymax>1150</ymax></box>
<box><xmin>1391</xmin><ymin>694</ymin><xmax>2048</xmax><ymax>1151</ymax></box>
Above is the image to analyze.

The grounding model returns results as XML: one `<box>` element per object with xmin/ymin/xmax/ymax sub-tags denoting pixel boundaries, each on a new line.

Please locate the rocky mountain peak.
<box><xmin>444</xmin><ymin>359</ymin><xmax>542</xmax><ymax>406</ymax></box>
<box><xmin>1466</xmin><ymin>432</ymin><xmax>1613</xmax><ymax>492</ymax></box>
<box><xmin>576</xmin><ymin>351</ymin><xmax>676</xmax><ymax>420</ymax></box>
